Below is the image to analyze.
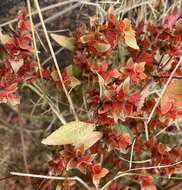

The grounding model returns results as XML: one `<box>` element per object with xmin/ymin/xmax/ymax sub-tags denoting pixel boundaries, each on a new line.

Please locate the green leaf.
<box><xmin>94</xmin><ymin>42</ymin><xmax>111</xmax><ymax>53</ymax></box>
<box><xmin>42</xmin><ymin>121</ymin><xmax>95</xmax><ymax>146</ymax></box>
<box><xmin>51</xmin><ymin>34</ymin><xmax>75</xmax><ymax>51</ymax></box>
<box><xmin>72</xmin><ymin>65</ymin><xmax>81</xmax><ymax>77</ymax></box>
<box><xmin>116</xmin><ymin>123</ymin><xmax>133</xmax><ymax>139</ymax></box>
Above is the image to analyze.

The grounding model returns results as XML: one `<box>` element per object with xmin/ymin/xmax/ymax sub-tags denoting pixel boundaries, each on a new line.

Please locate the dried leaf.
<box><xmin>124</xmin><ymin>31</ymin><xmax>139</xmax><ymax>49</ymax></box>
<box><xmin>51</xmin><ymin>34</ymin><xmax>74</xmax><ymax>51</ymax></box>
<box><xmin>42</xmin><ymin>121</ymin><xmax>95</xmax><ymax>146</ymax></box>
<box><xmin>161</xmin><ymin>80</ymin><xmax>182</xmax><ymax>114</ymax></box>
<box><xmin>69</xmin><ymin>76</ymin><xmax>80</xmax><ymax>88</ymax></box>
<box><xmin>51</xmin><ymin>70</ymin><xmax>59</xmax><ymax>81</ymax></box>
<box><xmin>9</xmin><ymin>59</ymin><xmax>24</xmax><ymax>73</ymax></box>
<box><xmin>123</xmin><ymin>19</ymin><xmax>139</xmax><ymax>49</ymax></box>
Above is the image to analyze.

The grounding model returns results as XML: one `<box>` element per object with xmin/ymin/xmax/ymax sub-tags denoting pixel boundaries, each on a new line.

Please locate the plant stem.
<box><xmin>18</xmin><ymin>105</ymin><xmax>32</xmax><ymax>190</ymax></box>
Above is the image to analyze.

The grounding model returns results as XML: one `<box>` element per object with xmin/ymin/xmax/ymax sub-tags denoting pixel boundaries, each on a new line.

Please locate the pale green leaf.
<box><xmin>116</xmin><ymin>123</ymin><xmax>133</xmax><ymax>140</ymax></box>
<box><xmin>77</xmin><ymin>131</ymin><xmax>103</xmax><ymax>150</ymax></box>
<box><xmin>51</xmin><ymin>33</ymin><xmax>74</xmax><ymax>51</ymax></box>
<box><xmin>94</xmin><ymin>42</ymin><xmax>111</xmax><ymax>53</ymax></box>
<box><xmin>42</xmin><ymin>121</ymin><xmax>95</xmax><ymax>146</ymax></box>
<box><xmin>80</xmin><ymin>34</ymin><xmax>94</xmax><ymax>43</ymax></box>
<box><xmin>123</xmin><ymin>19</ymin><xmax>139</xmax><ymax>50</ymax></box>
<box><xmin>124</xmin><ymin>31</ymin><xmax>139</xmax><ymax>50</ymax></box>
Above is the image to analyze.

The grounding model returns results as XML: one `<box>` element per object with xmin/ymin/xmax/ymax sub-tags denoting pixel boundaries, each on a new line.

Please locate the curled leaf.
<box><xmin>91</xmin><ymin>164</ymin><xmax>109</xmax><ymax>188</ymax></box>
<box><xmin>123</xmin><ymin>19</ymin><xmax>139</xmax><ymax>49</ymax></box>
<box><xmin>123</xmin><ymin>77</ymin><xmax>130</xmax><ymax>95</ymax></box>
<box><xmin>80</xmin><ymin>34</ymin><xmax>94</xmax><ymax>43</ymax></box>
<box><xmin>94</xmin><ymin>42</ymin><xmax>111</xmax><ymax>53</ymax></box>
<box><xmin>51</xmin><ymin>33</ymin><xmax>74</xmax><ymax>51</ymax></box>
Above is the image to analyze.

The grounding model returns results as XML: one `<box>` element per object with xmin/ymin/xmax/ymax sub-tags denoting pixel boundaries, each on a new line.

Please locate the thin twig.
<box><xmin>100</xmin><ymin>173</ymin><xmax>132</xmax><ymax>190</ymax></box>
<box><xmin>27</xmin><ymin>0</ymin><xmax>43</xmax><ymax>78</ymax></box>
<box><xmin>42</xmin><ymin>48</ymin><xmax>63</xmax><ymax>66</ymax></box>
<box><xmin>144</xmin><ymin>121</ymin><xmax>149</xmax><ymax>140</ymax></box>
<box><xmin>147</xmin><ymin>58</ymin><xmax>182</xmax><ymax>124</ymax></box>
<box><xmin>10</xmin><ymin>172</ymin><xmax>91</xmax><ymax>190</ymax></box>
<box><xmin>0</xmin><ymin>0</ymin><xmax>79</xmax><ymax>27</ymax></box>
<box><xmin>119</xmin><ymin>156</ymin><xmax>151</xmax><ymax>164</ymax></box>
<box><xmin>101</xmin><ymin>160</ymin><xmax>182</xmax><ymax>190</ymax></box>
<box><xmin>35</xmin><ymin>3</ymin><xmax>81</xmax><ymax>28</ymax></box>
<box><xmin>129</xmin><ymin>138</ymin><xmax>136</xmax><ymax>169</ymax></box>
<box><xmin>125</xmin><ymin>160</ymin><xmax>182</xmax><ymax>173</ymax></box>
<box><xmin>18</xmin><ymin>105</ymin><xmax>32</xmax><ymax>190</ymax></box>
<box><xmin>33</xmin><ymin>0</ymin><xmax>78</xmax><ymax>121</ymax></box>
<box><xmin>25</xmin><ymin>83</ymin><xmax>66</xmax><ymax>124</ymax></box>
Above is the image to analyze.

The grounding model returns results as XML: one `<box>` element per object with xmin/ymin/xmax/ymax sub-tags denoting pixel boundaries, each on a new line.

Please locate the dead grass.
<box><xmin>0</xmin><ymin>0</ymin><xmax>182</xmax><ymax>189</ymax></box>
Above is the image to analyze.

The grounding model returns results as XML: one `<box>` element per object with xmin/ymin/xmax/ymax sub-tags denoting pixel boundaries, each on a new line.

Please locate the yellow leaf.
<box><xmin>123</xmin><ymin>19</ymin><xmax>139</xmax><ymax>50</ymax></box>
<box><xmin>51</xmin><ymin>34</ymin><xmax>74</xmax><ymax>51</ymax></box>
<box><xmin>42</xmin><ymin>121</ymin><xmax>95</xmax><ymax>146</ymax></box>
<box><xmin>161</xmin><ymin>80</ymin><xmax>182</xmax><ymax>114</ymax></box>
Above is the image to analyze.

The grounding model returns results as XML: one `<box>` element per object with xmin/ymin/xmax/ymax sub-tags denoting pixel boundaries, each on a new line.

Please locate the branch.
<box><xmin>10</xmin><ymin>172</ymin><xmax>91</xmax><ymax>190</ymax></box>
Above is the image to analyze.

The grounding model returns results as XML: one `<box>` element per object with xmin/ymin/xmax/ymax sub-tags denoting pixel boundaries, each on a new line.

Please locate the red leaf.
<box><xmin>105</xmin><ymin>30</ymin><xmax>117</xmax><ymax>48</ymax></box>
<box><xmin>118</xmin><ymin>134</ymin><xmax>131</xmax><ymax>154</ymax></box>
<box><xmin>140</xmin><ymin>52</ymin><xmax>154</xmax><ymax>65</ymax></box>
<box><xmin>140</xmin><ymin>176</ymin><xmax>157</xmax><ymax>190</ymax></box>
<box><xmin>102</xmin><ymin>69</ymin><xmax>120</xmax><ymax>81</ymax></box>
<box><xmin>91</xmin><ymin>164</ymin><xmax>109</xmax><ymax>188</ymax></box>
